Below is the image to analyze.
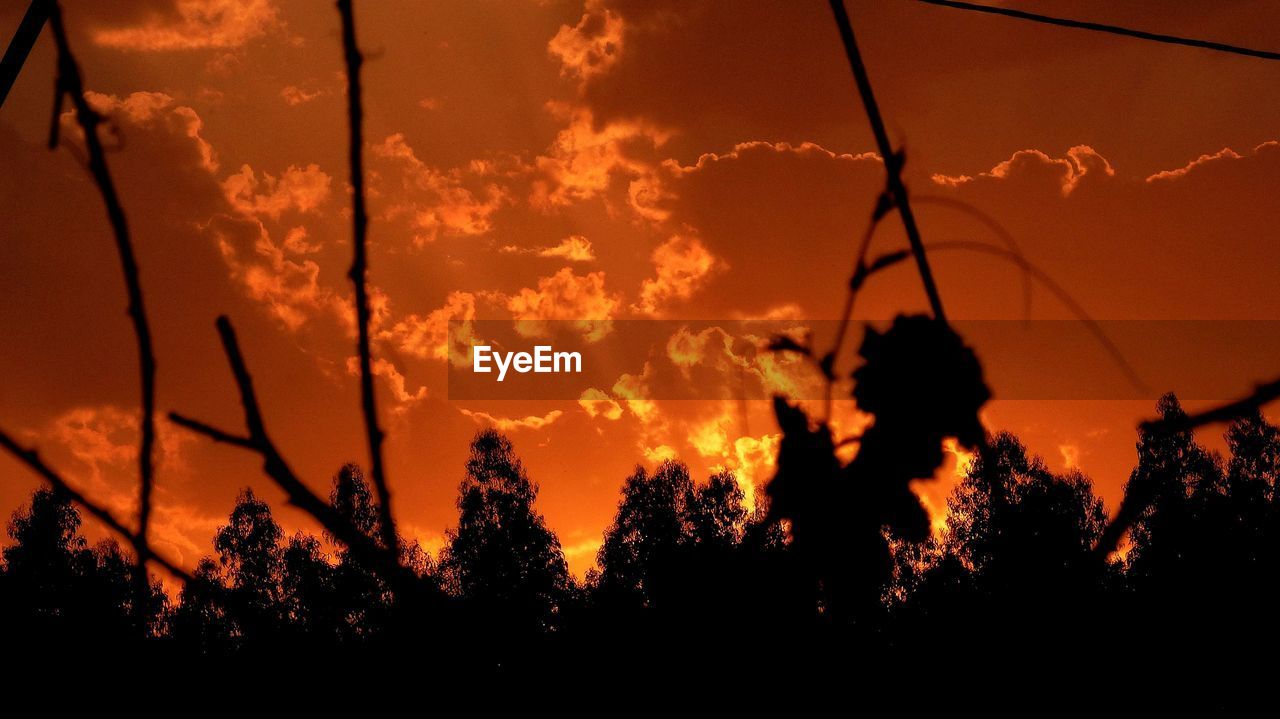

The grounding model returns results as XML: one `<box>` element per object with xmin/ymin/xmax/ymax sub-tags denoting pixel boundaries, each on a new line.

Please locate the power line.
<box><xmin>918</xmin><ymin>0</ymin><xmax>1280</xmax><ymax>62</ymax></box>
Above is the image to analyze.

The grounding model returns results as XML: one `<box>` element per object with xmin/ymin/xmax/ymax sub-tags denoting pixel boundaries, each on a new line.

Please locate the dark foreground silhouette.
<box><xmin>2</xmin><ymin>393</ymin><xmax>1277</xmax><ymax>706</ymax></box>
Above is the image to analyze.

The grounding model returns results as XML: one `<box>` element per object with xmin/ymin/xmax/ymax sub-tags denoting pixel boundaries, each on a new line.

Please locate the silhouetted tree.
<box><xmin>1222</xmin><ymin>411</ymin><xmax>1280</xmax><ymax>548</ymax></box>
<box><xmin>1125</xmin><ymin>394</ymin><xmax>1225</xmax><ymax>587</ymax></box>
<box><xmin>172</xmin><ymin>557</ymin><xmax>233</xmax><ymax>654</ymax></box>
<box><xmin>692</xmin><ymin>470</ymin><xmax>747</xmax><ymax>548</ymax></box>
<box><xmin>595</xmin><ymin>460</ymin><xmax>697</xmax><ymax>607</ymax></box>
<box><xmin>944</xmin><ymin>432</ymin><xmax>1106</xmax><ymax>580</ymax></box>
<box><xmin>281</xmin><ymin>532</ymin><xmax>336</xmax><ymax>642</ymax></box>
<box><xmin>0</xmin><ymin>488</ymin><xmax>160</xmax><ymax>652</ymax></box>
<box><xmin>593</xmin><ymin>460</ymin><xmax>758</xmax><ymax>643</ymax></box>
<box><xmin>439</xmin><ymin>430</ymin><xmax>570</xmax><ymax>632</ymax></box>
<box><xmin>326</xmin><ymin>463</ymin><xmax>390</xmax><ymax>641</ymax></box>
<box><xmin>213</xmin><ymin>488</ymin><xmax>285</xmax><ymax>645</ymax></box>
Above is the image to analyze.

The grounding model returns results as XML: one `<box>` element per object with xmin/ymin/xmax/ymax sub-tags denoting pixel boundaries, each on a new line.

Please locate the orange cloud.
<box><xmin>373</xmin><ymin>133</ymin><xmax>510</xmax><ymax>244</ymax></box>
<box><xmin>500</xmin><ymin>235</ymin><xmax>597</xmax><ymax>262</ymax></box>
<box><xmin>531</xmin><ymin>104</ymin><xmax>671</xmax><ymax>214</ymax></box>
<box><xmin>539</xmin><ymin>235</ymin><xmax>596</xmax><ymax>262</ymax></box>
<box><xmin>932</xmin><ymin>145</ymin><xmax>1115</xmax><ymax>196</ymax></box>
<box><xmin>1144</xmin><ymin>146</ymin><xmax>1257</xmax><ymax>183</ymax></box>
<box><xmin>346</xmin><ymin>356</ymin><xmax>427</xmax><ymax>408</ymax></box>
<box><xmin>83</xmin><ymin>91</ymin><xmax>218</xmax><ymax>172</ymax></box>
<box><xmin>92</xmin><ymin>0</ymin><xmax>281</xmax><ymax>52</ymax></box>
<box><xmin>634</xmin><ymin>235</ymin><xmax>721</xmax><ymax>315</ymax></box>
<box><xmin>207</xmin><ymin>215</ymin><xmax>342</xmax><ymax>330</ymax></box>
<box><xmin>280</xmin><ymin>84</ymin><xmax>326</xmax><ymax>106</ymax></box>
<box><xmin>459</xmin><ymin>409</ymin><xmax>565</xmax><ymax>431</ymax></box>
<box><xmin>379</xmin><ymin>291</ymin><xmax>478</xmax><ymax>366</ymax></box>
<box><xmin>504</xmin><ymin>267</ymin><xmax>621</xmax><ymax>342</ymax></box>
<box><xmin>548</xmin><ymin>0</ymin><xmax>624</xmax><ymax>86</ymax></box>
<box><xmin>222</xmin><ymin>163</ymin><xmax>332</xmax><ymax>218</ymax></box>
<box><xmin>578</xmin><ymin>388</ymin><xmax>623</xmax><ymax>420</ymax></box>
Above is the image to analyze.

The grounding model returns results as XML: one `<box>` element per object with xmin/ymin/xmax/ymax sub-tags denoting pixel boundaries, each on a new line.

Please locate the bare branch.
<box><xmin>1100</xmin><ymin>362</ymin><xmax>1279</xmax><ymax>560</ymax></box>
<box><xmin>0</xmin><ymin>429</ymin><xmax>193</xmax><ymax>584</ymax></box>
<box><xmin>1139</xmin><ymin>377</ymin><xmax>1280</xmax><ymax>435</ymax></box>
<box><xmin>167</xmin><ymin>414</ymin><xmax>254</xmax><ymax>449</ymax></box>
<box><xmin>46</xmin><ymin>2</ymin><xmax>159</xmax><ymax>599</ymax></box>
<box><xmin>337</xmin><ymin>0</ymin><xmax>398</xmax><ymax>555</ymax></box>
<box><xmin>171</xmin><ymin>316</ymin><xmax>415</xmax><ymax>592</ymax></box>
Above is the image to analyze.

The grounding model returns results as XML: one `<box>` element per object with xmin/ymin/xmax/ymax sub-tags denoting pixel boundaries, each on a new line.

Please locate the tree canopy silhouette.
<box><xmin>439</xmin><ymin>430</ymin><xmax>570</xmax><ymax>633</ymax></box>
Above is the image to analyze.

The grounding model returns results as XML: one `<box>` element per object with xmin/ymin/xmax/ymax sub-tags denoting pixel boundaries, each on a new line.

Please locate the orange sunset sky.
<box><xmin>3</xmin><ymin>0</ymin><xmax>1280</xmax><ymax>580</ymax></box>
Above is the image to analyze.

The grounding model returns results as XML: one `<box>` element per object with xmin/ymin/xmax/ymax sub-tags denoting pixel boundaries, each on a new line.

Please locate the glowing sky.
<box><xmin>3</xmin><ymin>0</ymin><xmax>1280</xmax><ymax>578</ymax></box>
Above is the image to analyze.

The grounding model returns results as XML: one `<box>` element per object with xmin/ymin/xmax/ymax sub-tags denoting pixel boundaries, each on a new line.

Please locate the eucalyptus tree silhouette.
<box><xmin>0</xmin><ymin>487</ymin><xmax>163</xmax><ymax>655</ymax></box>
<box><xmin>911</xmin><ymin>433</ymin><xmax>1110</xmax><ymax>657</ymax></box>
<box><xmin>212</xmin><ymin>488</ymin><xmax>286</xmax><ymax>647</ymax></box>
<box><xmin>439</xmin><ymin>430</ymin><xmax>571</xmax><ymax>635</ymax></box>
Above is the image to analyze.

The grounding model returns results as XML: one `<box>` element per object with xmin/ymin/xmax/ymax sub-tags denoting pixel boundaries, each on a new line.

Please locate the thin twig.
<box><xmin>47</xmin><ymin>2</ymin><xmax>158</xmax><ymax>600</ymax></box>
<box><xmin>829</xmin><ymin>0</ymin><xmax>946</xmax><ymax>322</ymax></box>
<box><xmin>913</xmin><ymin>194</ymin><xmax>1032</xmax><ymax>321</ymax></box>
<box><xmin>0</xmin><ymin>430</ymin><xmax>193</xmax><ymax>584</ymax></box>
<box><xmin>822</xmin><ymin>193</ymin><xmax>889</xmax><ymax>421</ymax></box>
<box><xmin>861</xmin><ymin>239</ymin><xmax>1150</xmax><ymax>396</ymax></box>
<box><xmin>170</xmin><ymin>316</ymin><xmax>413</xmax><ymax>591</ymax></box>
<box><xmin>918</xmin><ymin>0</ymin><xmax>1280</xmax><ymax>62</ymax></box>
<box><xmin>337</xmin><ymin>0</ymin><xmax>398</xmax><ymax>555</ymax></box>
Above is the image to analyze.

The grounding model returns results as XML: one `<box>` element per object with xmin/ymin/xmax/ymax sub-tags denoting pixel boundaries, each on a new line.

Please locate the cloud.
<box><xmin>531</xmin><ymin>103</ymin><xmax>671</xmax><ymax>215</ymax></box>
<box><xmin>1059</xmin><ymin>443</ymin><xmax>1081</xmax><ymax>469</ymax></box>
<box><xmin>689</xmin><ymin>412</ymin><xmax>732</xmax><ymax>458</ymax></box>
<box><xmin>379</xmin><ymin>291</ymin><xmax>478</xmax><ymax>366</ymax></box>
<box><xmin>48</xmin><ymin>406</ymin><xmax>141</xmax><ymax>486</ymax></box>
<box><xmin>548</xmin><ymin>0</ymin><xmax>625</xmax><ymax>86</ymax></box>
<box><xmin>32</xmin><ymin>406</ymin><xmax>220</xmax><ymax>567</ymax></box>
<box><xmin>561</xmin><ymin>536</ymin><xmax>603</xmax><ymax>564</ymax></box>
<box><xmin>459</xmin><ymin>408</ymin><xmax>564</xmax><ymax>431</ymax></box>
<box><xmin>346</xmin><ymin>357</ymin><xmax>427</xmax><ymax>408</ymax></box>
<box><xmin>540</xmin><ymin>235</ymin><xmax>597</xmax><ymax>262</ymax></box>
<box><xmin>503</xmin><ymin>267</ymin><xmax>621</xmax><ymax>342</ymax></box>
<box><xmin>500</xmin><ymin>235</ymin><xmax>597</xmax><ymax>262</ymax></box>
<box><xmin>1143</xmin><ymin>144</ymin><xmax>1280</xmax><ymax>183</ymax></box>
<box><xmin>83</xmin><ymin>91</ymin><xmax>218</xmax><ymax>172</ymax></box>
<box><xmin>280</xmin><ymin>84</ymin><xmax>325</xmax><ymax>106</ymax></box>
<box><xmin>206</xmin><ymin>214</ymin><xmax>343</xmax><ymax>330</ymax></box>
<box><xmin>578</xmin><ymin>388</ymin><xmax>623</xmax><ymax>420</ymax></box>
<box><xmin>641</xmin><ymin>140</ymin><xmax>885</xmax><ymax>317</ymax></box>
<box><xmin>642</xmin><ymin>444</ymin><xmax>677</xmax><ymax>463</ymax></box>
<box><xmin>931</xmin><ymin>145</ymin><xmax>1115</xmax><ymax>196</ymax></box>
<box><xmin>282</xmin><ymin>226</ymin><xmax>321</xmax><ymax>254</ymax></box>
<box><xmin>46</xmin><ymin>406</ymin><xmax>198</xmax><ymax>485</ymax></box>
<box><xmin>92</xmin><ymin>0</ymin><xmax>281</xmax><ymax>52</ymax></box>
<box><xmin>222</xmin><ymin>163</ymin><xmax>332</xmax><ymax>218</ymax></box>
<box><xmin>373</xmin><ymin>133</ymin><xmax>511</xmax><ymax>245</ymax></box>
<box><xmin>633</xmin><ymin>235</ymin><xmax>721</xmax><ymax>315</ymax></box>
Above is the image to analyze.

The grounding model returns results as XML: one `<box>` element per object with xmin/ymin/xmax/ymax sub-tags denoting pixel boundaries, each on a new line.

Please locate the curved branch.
<box><xmin>46</xmin><ymin>2</ymin><xmax>158</xmax><ymax>596</ymax></box>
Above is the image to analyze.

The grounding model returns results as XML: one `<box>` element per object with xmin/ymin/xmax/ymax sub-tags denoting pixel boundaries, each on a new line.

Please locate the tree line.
<box><xmin>2</xmin><ymin>393</ymin><xmax>1278</xmax><ymax>691</ymax></box>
